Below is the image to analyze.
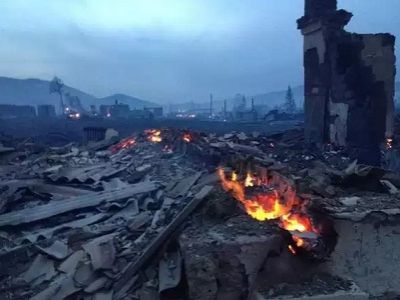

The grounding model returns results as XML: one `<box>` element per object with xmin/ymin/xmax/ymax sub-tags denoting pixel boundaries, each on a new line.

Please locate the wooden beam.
<box><xmin>114</xmin><ymin>185</ymin><xmax>213</xmax><ymax>291</ymax></box>
<box><xmin>0</xmin><ymin>182</ymin><xmax>157</xmax><ymax>227</ymax></box>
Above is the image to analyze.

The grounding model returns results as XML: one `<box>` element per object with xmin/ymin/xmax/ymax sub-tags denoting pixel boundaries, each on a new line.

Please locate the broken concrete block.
<box><xmin>58</xmin><ymin>250</ymin><xmax>86</xmax><ymax>276</ymax></box>
<box><xmin>36</xmin><ymin>240</ymin><xmax>69</xmax><ymax>260</ymax></box>
<box><xmin>82</xmin><ymin>233</ymin><xmax>116</xmax><ymax>270</ymax></box>
<box><xmin>158</xmin><ymin>249</ymin><xmax>182</xmax><ymax>292</ymax></box>
<box><xmin>322</xmin><ymin>196</ymin><xmax>400</xmax><ymax>296</ymax></box>
<box><xmin>180</xmin><ymin>215</ymin><xmax>282</xmax><ymax>300</ymax></box>
<box><xmin>21</xmin><ymin>254</ymin><xmax>57</xmax><ymax>285</ymax></box>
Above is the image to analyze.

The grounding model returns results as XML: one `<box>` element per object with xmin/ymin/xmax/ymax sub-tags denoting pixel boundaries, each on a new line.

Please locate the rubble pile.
<box><xmin>0</xmin><ymin>127</ymin><xmax>399</xmax><ymax>299</ymax></box>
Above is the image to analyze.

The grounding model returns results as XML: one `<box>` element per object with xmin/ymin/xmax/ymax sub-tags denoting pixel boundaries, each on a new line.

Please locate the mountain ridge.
<box><xmin>0</xmin><ymin>76</ymin><xmax>158</xmax><ymax>110</ymax></box>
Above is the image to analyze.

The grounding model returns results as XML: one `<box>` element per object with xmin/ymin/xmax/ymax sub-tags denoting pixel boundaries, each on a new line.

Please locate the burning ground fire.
<box><xmin>145</xmin><ymin>129</ymin><xmax>162</xmax><ymax>143</ymax></box>
<box><xmin>110</xmin><ymin>129</ymin><xmax>193</xmax><ymax>155</ymax></box>
<box><xmin>218</xmin><ymin>168</ymin><xmax>318</xmax><ymax>255</ymax></box>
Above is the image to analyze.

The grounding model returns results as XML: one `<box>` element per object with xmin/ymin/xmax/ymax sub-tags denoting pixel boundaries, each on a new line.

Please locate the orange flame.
<box><xmin>281</xmin><ymin>213</ymin><xmax>312</xmax><ymax>232</ymax></box>
<box><xmin>145</xmin><ymin>129</ymin><xmax>162</xmax><ymax>143</ymax></box>
<box><xmin>218</xmin><ymin>168</ymin><xmax>294</xmax><ymax>222</ymax></box>
<box><xmin>218</xmin><ymin>168</ymin><xmax>317</xmax><ymax>253</ymax></box>
<box><xmin>293</xmin><ymin>236</ymin><xmax>305</xmax><ymax>248</ymax></box>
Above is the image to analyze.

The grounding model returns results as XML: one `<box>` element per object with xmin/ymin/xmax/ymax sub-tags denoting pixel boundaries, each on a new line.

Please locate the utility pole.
<box><xmin>223</xmin><ymin>99</ymin><xmax>227</xmax><ymax>118</ymax></box>
<box><xmin>210</xmin><ymin>93</ymin><xmax>213</xmax><ymax>117</ymax></box>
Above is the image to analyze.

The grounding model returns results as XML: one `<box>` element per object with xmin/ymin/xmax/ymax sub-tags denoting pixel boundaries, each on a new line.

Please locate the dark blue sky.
<box><xmin>0</xmin><ymin>0</ymin><xmax>399</xmax><ymax>103</ymax></box>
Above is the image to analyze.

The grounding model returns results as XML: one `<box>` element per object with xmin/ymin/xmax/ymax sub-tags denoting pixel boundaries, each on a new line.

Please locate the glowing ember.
<box><xmin>218</xmin><ymin>167</ymin><xmax>318</xmax><ymax>253</ymax></box>
<box><xmin>244</xmin><ymin>173</ymin><xmax>255</xmax><ymax>187</ymax></box>
<box><xmin>231</xmin><ymin>171</ymin><xmax>238</xmax><ymax>181</ymax></box>
<box><xmin>111</xmin><ymin>137</ymin><xmax>136</xmax><ymax>153</ymax></box>
<box><xmin>183</xmin><ymin>133</ymin><xmax>192</xmax><ymax>143</ymax></box>
<box><xmin>288</xmin><ymin>245</ymin><xmax>297</xmax><ymax>255</ymax></box>
<box><xmin>145</xmin><ymin>129</ymin><xmax>162</xmax><ymax>143</ymax></box>
<box><xmin>386</xmin><ymin>138</ymin><xmax>393</xmax><ymax>150</ymax></box>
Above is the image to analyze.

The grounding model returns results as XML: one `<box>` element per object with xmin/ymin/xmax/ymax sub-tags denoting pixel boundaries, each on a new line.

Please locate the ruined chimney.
<box><xmin>298</xmin><ymin>0</ymin><xmax>396</xmax><ymax>165</ymax></box>
<box><xmin>210</xmin><ymin>93</ymin><xmax>213</xmax><ymax>117</ymax></box>
<box><xmin>304</xmin><ymin>0</ymin><xmax>337</xmax><ymax>18</ymax></box>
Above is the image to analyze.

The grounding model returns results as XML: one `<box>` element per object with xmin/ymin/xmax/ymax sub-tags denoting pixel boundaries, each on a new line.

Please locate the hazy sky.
<box><xmin>0</xmin><ymin>0</ymin><xmax>399</xmax><ymax>103</ymax></box>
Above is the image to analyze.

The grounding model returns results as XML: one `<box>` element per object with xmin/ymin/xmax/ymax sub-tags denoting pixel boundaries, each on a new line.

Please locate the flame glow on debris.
<box><xmin>293</xmin><ymin>235</ymin><xmax>305</xmax><ymax>248</ymax></box>
<box><xmin>231</xmin><ymin>171</ymin><xmax>238</xmax><ymax>181</ymax></box>
<box><xmin>111</xmin><ymin>136</ymin><xmax>136</xmax><ymax>153</ymax></box>
<box><xmin>218</xmin><ymin>168</ymin><xmax>317</xmax><ymax>254</ymax></box>
<box><xmin>244</xmin><ymin>172</ymin><xmax>255</xmax><ymax>187</ymax></box>
<box><xmin>183</xmin><ymin>133</ymin><xmax>192</xmax><ymax>143</ymax></box>
<box><xmin>145</xmin><ymin>129</ymin><xmax>162</xmax><ymax>143</ymax></box>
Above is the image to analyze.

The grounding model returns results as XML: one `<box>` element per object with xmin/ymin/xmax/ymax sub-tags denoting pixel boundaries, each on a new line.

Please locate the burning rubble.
<box><xmin>0</xmin><ymin>126</ymin><xmax>399</xmax><ymax>299</ymax></box>
<box><xmin>217</xmin><ymin>166</ymin><xmax>333</xmax><ymax>259</ymax></box>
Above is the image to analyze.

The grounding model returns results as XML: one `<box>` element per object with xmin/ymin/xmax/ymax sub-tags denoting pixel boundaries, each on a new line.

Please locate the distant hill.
<box><xmin>98</xmin><ymin>93</ymin><xmax>158</xmax><ymax>109</ymax></box>
<box><xmin>0</xmin><ymin>77</ymin><xmax>157</xmax><ymax>110</ymax></box>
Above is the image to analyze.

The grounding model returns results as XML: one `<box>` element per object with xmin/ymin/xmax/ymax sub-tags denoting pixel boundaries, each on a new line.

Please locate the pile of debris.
<box><xmin>0</xmin><ymin>130</ymin><xmax>214</xmax><ymax>299</ymax></box>
<box><xmin>0</xmin><ymin>128</ymin><xmax>399</xmax><ymax>299</ymax></box>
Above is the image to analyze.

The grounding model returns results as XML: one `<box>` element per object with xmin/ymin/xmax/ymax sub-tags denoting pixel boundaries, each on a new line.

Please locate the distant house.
<box><xmin>0</xmin><ymin>104</ymin><xmax>36</xmax><ymax>119</ymax></box>
<box><xmin>100</xmin><ymin>100</ymin><xmax>130</xmax><ymax>118</ymax></box>
<box><xmin>130</xmin><ymin>109</ymin><xmax>153</xmax><ymax>119</ymax></box>
<box><xmin>144</xmin><ymin>107</ymin><xmax>163</xmax><ymax>118</ymax></box>
<box><xmin>99</xmin><ymin>105</ymin><xmax>111</xmax><ymax>117</ymax></box>
<box><xmin>234</xmin><ymin>110</ymin><xmax>258</xmax><ymax>122</ymax></box>
<box><xmin>37</xmin><ymin>105</ymin><xmax>56</xmax><ymax>118</ymax></box>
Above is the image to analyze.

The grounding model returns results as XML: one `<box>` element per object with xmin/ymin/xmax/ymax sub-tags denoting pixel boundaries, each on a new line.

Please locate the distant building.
<box><xmin>99</xmin><ymin>105</ymin><xmax>111</xmax><ymax>117</ymax></box>
<box><xmin>144</xmin><ymin>107</ymin><xmax>163</xmax><ymax>118</ymax></box>
<box><xmin>130</xmin><ymin>109</ymin><xmax>153</xmax><ymax>119</ymax></box>
<box><xmin>234</xmin><ymin>110</ymin><xmax>258</xmax><ymax>122</ymax></box>
<box><xmin>89</xmin><ymin>105</ymin><xmax>97</xmax><ymax>116</ymax></box>
<box><xmin>37</xmin><ymin>105</ymin><xmax>56</xmax><ymax>118</ymax></box>
<box><xmin>100</xmin><ymin>101</ymin><xmax>130</xmax><ymax>118</ymax></box>
<box><xmin>0</xmin><ymin>105</ymin><xmax>36</xmax><ymax>119</ymax></box>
